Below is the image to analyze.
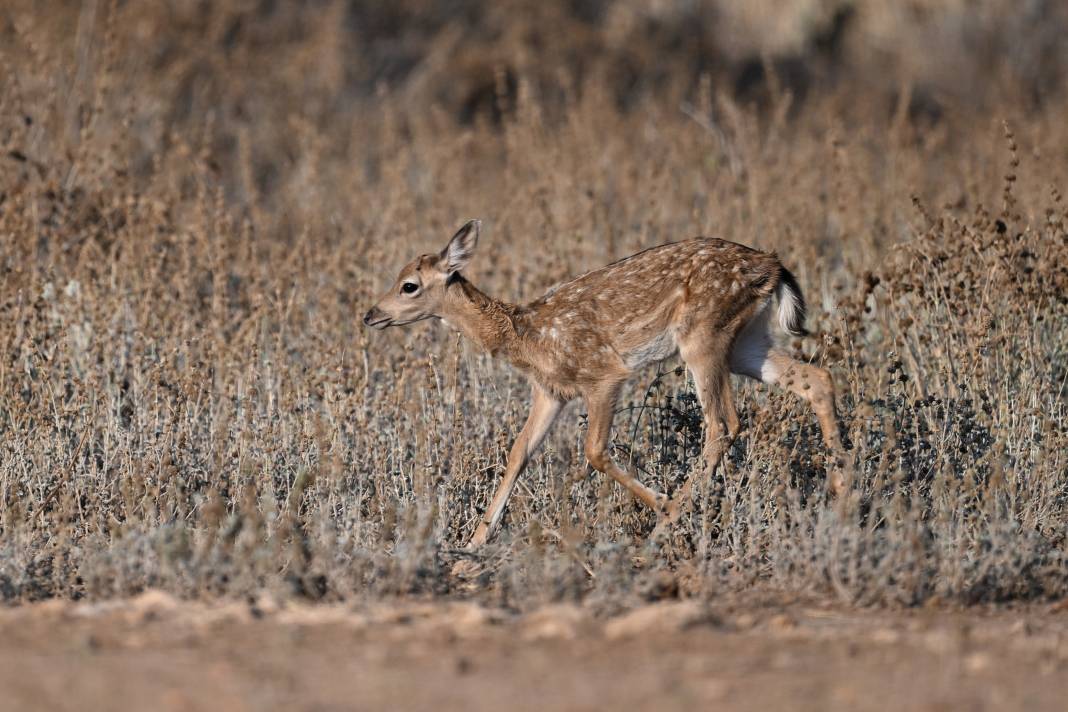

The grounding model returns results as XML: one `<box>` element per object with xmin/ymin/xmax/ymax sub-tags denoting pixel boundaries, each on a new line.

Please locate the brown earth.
<box><xmin>2</xmin><ymin>593</ymin><xmax>1067</xmax><ymax>712</ymax></box>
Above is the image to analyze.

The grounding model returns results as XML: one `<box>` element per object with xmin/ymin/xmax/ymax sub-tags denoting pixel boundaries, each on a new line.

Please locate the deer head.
<box><xmin>363</xmin><ymin>219</ymin><xmax>480</xmax><ymax>329</ymax></box>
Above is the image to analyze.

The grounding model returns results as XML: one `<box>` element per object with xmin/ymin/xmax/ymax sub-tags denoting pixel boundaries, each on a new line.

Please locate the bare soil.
<box><xmin>2</xmin><ymin>593</ymin><xmax>1066</xmax><ymax>712</ymax></box>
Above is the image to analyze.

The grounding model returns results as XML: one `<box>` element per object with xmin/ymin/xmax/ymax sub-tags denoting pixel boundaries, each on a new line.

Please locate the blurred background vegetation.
<box><xmin>4</xmin><ymin>0</ymin><xmax>1067</xmax><ymax>212</ymax></box>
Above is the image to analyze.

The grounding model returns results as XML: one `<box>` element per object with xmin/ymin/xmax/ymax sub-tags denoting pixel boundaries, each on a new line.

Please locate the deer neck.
<box><xmin>442</xmin><ymin>277</ymin><xmax>522</xmax><ymax>358</ymax></box>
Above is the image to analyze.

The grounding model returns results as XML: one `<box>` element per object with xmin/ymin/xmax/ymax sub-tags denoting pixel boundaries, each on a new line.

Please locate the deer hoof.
<box><xmin>450</xmin><ymin>559</ymin><xmax>483</xmax><ymax>580</ymax></box>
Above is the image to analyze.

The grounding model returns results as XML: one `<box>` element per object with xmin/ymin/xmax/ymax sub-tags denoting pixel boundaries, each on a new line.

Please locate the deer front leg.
<box><xmin>466</xmin><ymin>385</ymin><xmax>563</xmax><ymax>549</ymax></box>
<box><xmin>583</xmin><ymin>384</ymin><xmax>667</xmax><ymax>512</ymax></box>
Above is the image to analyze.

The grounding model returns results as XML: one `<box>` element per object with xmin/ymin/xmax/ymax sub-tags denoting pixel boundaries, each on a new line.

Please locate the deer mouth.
<box><xmin>364</xmin><ymin>310</ymin><xmax>436</xmax><ymax>330</ymax></box>
<box><xmin>363</xmin><ymin>308</ymin><xmax>393</xmax><ymax>329</ymax></box>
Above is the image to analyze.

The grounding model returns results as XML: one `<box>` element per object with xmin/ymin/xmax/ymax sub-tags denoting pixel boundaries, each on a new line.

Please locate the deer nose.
<box><xmin>362</xmin><ymin>310</ymin><xmax>374</xmax><ymax>326</ymax></box>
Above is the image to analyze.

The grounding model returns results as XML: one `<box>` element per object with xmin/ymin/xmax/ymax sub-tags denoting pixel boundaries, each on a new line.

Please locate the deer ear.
<box><xmin>441</xmin><ymin>219</ymin><xmax>480</xmax><ymax>274</ymax></box>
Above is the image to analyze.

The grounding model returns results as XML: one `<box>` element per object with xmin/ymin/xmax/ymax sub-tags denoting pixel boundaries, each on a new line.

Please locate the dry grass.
<box><xmin>0</xmin><ymin>1</ymin><xmax>1066</xmax><ymax>611</ymax></box>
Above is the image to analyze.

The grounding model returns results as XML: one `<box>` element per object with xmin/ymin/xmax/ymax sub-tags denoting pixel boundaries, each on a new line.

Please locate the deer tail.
<box><xmin>776</xmin><ymin>265</ymin><xmax>809</xmax><ymax>337</ymax></box>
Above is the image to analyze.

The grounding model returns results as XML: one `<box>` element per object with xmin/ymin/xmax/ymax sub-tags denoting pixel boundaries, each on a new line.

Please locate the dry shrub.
<box><xmin>0</xmin><ymin>1</ymin><xmax>1065</xmax><ymax>609</ymax></box>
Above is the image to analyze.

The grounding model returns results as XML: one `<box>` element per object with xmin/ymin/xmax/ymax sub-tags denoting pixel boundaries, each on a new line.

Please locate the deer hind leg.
<box><xmin>466</xmin><ymin>385</ymin><xmax>563</xmax><ymax>549</ymax></box>
<box><xmin>667</xmin><ymin>331</ymin><xmax>737</xmax><ymax>518</ymax></box>
<box><xmin>583</xmin><ymin>383</ymin><xmax>667</xmax><ymax>512</ymax></box>
<box><xmin>722</xmin><ymin>375</ymin><xmax>741</xmax><ymax>441</ymax></box>
<box><xmin>766</xmin><ymin>351</ymin><xmax>849</xmax><ymax>493</ymax></box>
<box><xmin>730</xmin><ymin>313</ymin><xmax>848</xmax><ymax>494</ymax></box>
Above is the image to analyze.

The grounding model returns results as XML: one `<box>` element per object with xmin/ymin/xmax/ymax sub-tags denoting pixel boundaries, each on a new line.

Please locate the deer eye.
<box><xmin>401</xmin><ymin>282</ymin><xmax>419</xmax><ymax>295</ymax></box>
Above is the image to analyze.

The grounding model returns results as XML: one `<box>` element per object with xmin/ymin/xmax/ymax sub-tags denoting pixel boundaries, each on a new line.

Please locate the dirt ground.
<box><xmin>1</xmin><ymin>592</ymin><xmax>1066</xmax><ymax>712</ymax></box>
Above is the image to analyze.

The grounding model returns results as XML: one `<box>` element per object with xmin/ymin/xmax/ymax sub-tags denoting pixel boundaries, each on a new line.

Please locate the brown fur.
<box><xmin>365</xmin><ymin>221</ymin><xmax>847</xmax><ymax>547</ymax></box>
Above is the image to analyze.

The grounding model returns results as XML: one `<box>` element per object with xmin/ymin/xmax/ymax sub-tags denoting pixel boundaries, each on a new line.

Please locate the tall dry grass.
<box><xmin>0</xmin><ymin>1</ymin><xmax>1065</xmax><ymax>609</ymax></box>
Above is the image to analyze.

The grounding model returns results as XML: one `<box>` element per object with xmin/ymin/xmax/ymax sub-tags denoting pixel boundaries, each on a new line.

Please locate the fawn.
<box><xmin>364</xmin><ymin>220</ymin><xmax>847</xmax><ymax>548</ymax></box>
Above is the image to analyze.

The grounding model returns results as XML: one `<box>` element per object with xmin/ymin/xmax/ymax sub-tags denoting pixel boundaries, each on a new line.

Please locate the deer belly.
<box><xmin>623</xmin><ymin>331</ymin><xmax>678</xmax><ymax>370</ymax></box>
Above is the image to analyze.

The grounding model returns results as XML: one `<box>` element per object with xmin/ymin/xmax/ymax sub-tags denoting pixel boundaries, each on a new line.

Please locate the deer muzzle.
<box><xmin>363</xmin><ymin>306</ymin><xmax>391</xmax><ymax>329</ymax></box>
